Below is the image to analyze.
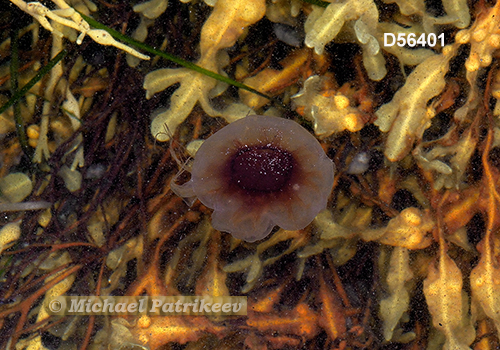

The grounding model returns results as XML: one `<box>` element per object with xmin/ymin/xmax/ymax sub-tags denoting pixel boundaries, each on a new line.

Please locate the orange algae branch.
<box><xmin>470</xmin><ymin>128</ymin><xmax>500</xmax><ymax>338</ymax></box>
<box><xmin>126</xmin><ymin>263</ymin><xmax>171</xmax><ymax>297</ymax></box>
<box><xmin>130</xmin><ymin>314</ymin><xmax>229</xmax><ymax>349</ymax></box>
<box><xmin>247</xmin><ymin>303</ymin><xmax>320</xmax><ymax>339</ymax></box>
<box><xmin>0</xmin><ymin>264</ymin><xmax>82</xmax><ymax>347</ymax></box>
<box><xmin>244</xmin><ymin>283</ymin><xmax>320</xmax><ymax>347</ymax></box>
<box><xmin>127</xmin><ymin>213</ymin><xmax>188</xmax><ymax>297</ymax></box>
<box><xmin>194</xmin><ymin>229</ymin><xmax>229</xmax><ymax>297</ymax></box>
<box><xmin>118</xmin><ymin>217</ymin><xmax>234</xmax><ymax>349</ymax></box>
<box><xmin>442</xmin><ymin>187</ymin><xmax>481</xmax><ymax>234</ymax></box>
<box><xmin>248</xmin><ymin>283</ymin><xmax>288</xmax><ymax>314</ymax></box>
<box><xmin>239</xmin><ymin>48</ymin><xmax>318</xmax><ymax>109</ymax></box>
<box><xmin>317</xmin><ymin>266</ymin><xmax>347</xmax><ymax>341</ymax></box>
<box><xmin>245</xmin><ymin>259</ymin><xmax>349</xmax><ymax>347</ymax></box>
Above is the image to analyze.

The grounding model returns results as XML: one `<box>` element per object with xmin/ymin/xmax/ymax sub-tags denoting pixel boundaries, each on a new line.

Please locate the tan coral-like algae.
<box><xmin>145</xmin><ymin>0</ymin><xmax>265</xmax><ymax>141</ymax></box>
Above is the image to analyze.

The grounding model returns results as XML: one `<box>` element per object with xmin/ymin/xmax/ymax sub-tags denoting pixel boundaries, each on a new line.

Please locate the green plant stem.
<box><xmin>9</xmin><ymin>25</ymin><xmax>31</xmax><ymax>158</ymax></box>
<box><xmin>78</xmin><ymin>12</ymin><xmax>286</xmax><ymax>109</ymax></box>
<box><xmin>301</xmin><ymin>0</ymin><xmax>330</xmax><ymax>7</ymax></box>
<box><xmin>0</xmin><ymin>50</ymin><xmax>67</xmax><ymax>117</ymax></box>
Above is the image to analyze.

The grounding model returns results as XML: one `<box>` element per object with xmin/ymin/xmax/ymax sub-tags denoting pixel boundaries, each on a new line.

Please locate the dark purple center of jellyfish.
<box><xmin>230</xmin><ymin>145</ymin><xmax>294</xmax><ymax>192</ymax></box>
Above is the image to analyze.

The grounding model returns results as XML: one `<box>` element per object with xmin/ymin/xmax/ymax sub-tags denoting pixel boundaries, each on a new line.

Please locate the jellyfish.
<box><xmin>172</xmin><ymin>115</ymin><xmax>335</xmax><ymax>242</ymax></box>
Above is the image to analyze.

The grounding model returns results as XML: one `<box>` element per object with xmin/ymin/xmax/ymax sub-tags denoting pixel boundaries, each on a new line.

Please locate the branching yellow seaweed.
<box><xmin>144</xmin><ymin>0</ymin><xmax>265</xmax><ymax>141</ymax></box>
<box><xmin>375</xmin><ymin>44</ymin><xmax>458</xmax><ymax>162</ymax></box>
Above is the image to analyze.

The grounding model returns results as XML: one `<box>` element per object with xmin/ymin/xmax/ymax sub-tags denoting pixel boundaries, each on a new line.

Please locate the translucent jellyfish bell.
<box><xmin>172</xmin><ymin>115</ymin><xmax>335</xmax><ymax>242</ymax></box>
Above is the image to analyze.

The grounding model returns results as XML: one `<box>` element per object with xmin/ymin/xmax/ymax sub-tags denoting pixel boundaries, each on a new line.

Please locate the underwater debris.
<box><xmin>273</xmin><ymin>22</ymin><xmax>304</xmax><ymax>47</ymax></box>
<box><xmin>347</xmin><ymin>151</ymin><xmax>370</xmax><ymax>174</ymax></box>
